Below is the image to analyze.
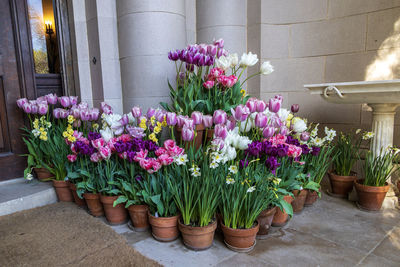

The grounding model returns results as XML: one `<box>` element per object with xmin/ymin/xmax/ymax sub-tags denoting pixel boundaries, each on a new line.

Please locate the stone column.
<box><xmin>116</xmin><ymin>0</ymin><xmax>187</xmax><ymax>113</ymax></box>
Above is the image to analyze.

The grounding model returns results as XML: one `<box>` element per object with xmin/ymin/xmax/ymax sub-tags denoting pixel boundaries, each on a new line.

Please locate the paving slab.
<box><xmin>357</xmin><ymin>254</ymin><xmax>399</xmax><ymax>267</ymax></box>
<box><xmin>370</xmin><ymin>226</ymin><xmax>400</xmax><ymax>263</ymax></box>
<box><xmin>217</xmin><ymin>253</ymin><xmax>276</xmax><ymax>267</ymax></box>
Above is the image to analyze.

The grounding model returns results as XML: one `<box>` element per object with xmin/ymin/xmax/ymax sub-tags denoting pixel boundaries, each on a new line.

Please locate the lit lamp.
<box><xmin>45</xmin><ymin>21</ymin><xmax>53</xmax><ymax>35</ymax></box>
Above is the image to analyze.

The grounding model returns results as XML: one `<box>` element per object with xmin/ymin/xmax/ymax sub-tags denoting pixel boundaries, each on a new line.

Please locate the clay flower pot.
<box><xmin>256</xmin><ymin>206</ymin><xmax>277</xmax><ymax>239</ymax></box>
<box><xmin>178</xmin><ymin>220</ymin><xmax>217</xmax><ymax>250</ymax></box>
<box><xmin>148</xmin><ymin>212</ymin><xmax>180</xmax><ymax>242</ymax></box>
<box><xmin>221</xmin><ymin>222</ymin><xmax>259</xmax><ymax>252</ymax></box>
<box><xmin>291</xmin><ymin>189</ymin><xmax>308</xmax><ymax>213</ymax></box>
<box><xmin>83</xmin><ymin>193</ymin><xmax>104</xmax><ymax>217</ymax></box>
<box><xmin>127</xmin><ymin>205</ymin><xmax>149</xmax><ymax>231</ymax></box>
<box><xmin>100</xmin><ymin>195</ymin><xmax>128</xmax><ymax>225</ymax></box>
<box><xmin>272</xmin><ymin>195</ymin><xmax>294</xmax><ymax>227</ymax></box>
<box><xmin>33</xmin><ymin>167</ymin><xmax>53</xmax><ymax>181</ymax></box>
<box><xmin>52</xmin><ymin>180</ymin><xmax>73</xmax><ymax>202</ymax></box>
<box><xmin>69</xmin><ymin>183</ymin><xmax>86</xmax><ymax>207</ymax></box>
<box><xmin>304</xmin><ymin>189</ymin><xmax>320</xmax><ymax>207</ymax></box>
<box><xmin>354</xmin><ymin>179</ymin><xmax>390</xmax><ymax>211</ymax></box>
<box><xmin>328</xmin><ymin>171</ymin><xmax>357</xmax><ymax>197</ymax></box>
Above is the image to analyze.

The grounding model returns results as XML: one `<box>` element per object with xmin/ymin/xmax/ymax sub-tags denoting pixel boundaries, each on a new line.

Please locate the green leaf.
<box><xmin>113</xmin><ymin>196</ymin><xmax>128</xmax><ymax>207</ymax></box>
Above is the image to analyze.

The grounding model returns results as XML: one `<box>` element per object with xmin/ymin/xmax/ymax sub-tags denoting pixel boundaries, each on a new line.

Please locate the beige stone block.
<box><xmin>328</xmin><ymin>0</ymin><xmax>400</xmax><ymax>18</ymax></box>
<box><xmin>104</xmin><ymin>98</ymin><xmax>123</xmax><ymax>115</ymax></box>
<box><xmin>96</xmin><ymin>0</ymin><xmax>117</xmax><ymax>19</ymax></box>
<box><xmin>260</xmin><ymin>24</ymin><xmax>290</xmax><ymax>59</ymax></box>
<box><xmin>86</xmin><ymin>18</ymin><xmax>100</xmax><ymax>59</ymax></box>
<box><xmin>123</xmin><ymin>96</ymin><xmax>170</xmax><ymax>114</ymax></box>
<box><xmin>75</xmin><ymin>60</ymin><xmax>93</xmax><ymax>100</ymax></box>
<box><xmin>196</xmin><ymin>0</ymin><xmax>246</xmax><ymax>29</ymax></box>
<box><xmin>247</xmin><ymin>0</ymin><xmax>261</xmax><ymax>26</ymax></box>
<box><xmin>71</xmin><ymin>21</ymin><xmax>90</xmax><ymax>60</ymax></box>
<box><xmin>71</xmin><ymin>0</ymin><xmax>87</xmax><ymax>22</ymax></box>
<box><xmin>119</xmin><ymin>55</ymin><xmax>175</xmax><ymax>99</ymax></box>
<box><xmin>248</xmin><ymin>24</ymin><xmax>261</xmax><ymax>56</ymax></box>
<box><xmin>261</xmin><ymin>0</ymin><xmax>328</xmax><ymax>24</ymax></box>
<box><xmin>117</xmin><ymin>0</ymin><xmax>185</xmax><ymax>18</ymax></box>
<box><xmin>101</xmin><ymin>59</ymin><xmax>122</xmax><ymax>99</ymax></box>
<box><xmin>291</xmin><ymin>15</ymin><xmax>367</xmax><ymax>57</ymax></box>
<box><xmin>118</xmin><ymin>12</ymin><xmax>186</xmax><ymax>58</ymax></box>
<box><xmin>286</xmin><ymin>92</ymin><xmax>362</xmax><ymax>124</ymax></box>
<box><xmin>366</xmin><ymin>7</ymin><xmax>400</xmax><ymax>51</ymax></box>
<box><xmin>185</xmin><ymin>0</ymin><xmax>196</xmax><ymax>31</ymax></box>
<box><xmin>197</xmin><ymin>26</ymin><xmax>246</xmax><ymax>54</ymax></box>
<box><xmin>325</xmin><ymin>51</ymin><xmax>376</xmax><ymax>83</ymax></box>
<box><xmin>85</xmin><ymin>0</ymin><xmax>97</xmax><ymax>21</ymax></box>
<box><xmin>97</xmin><ymin>18</ymin><xmax>119</xmax><ymax>60</ymax></box>
<box><xmin>260</xmin><ymin>57</ymin><xmax>325</xmax><ymax>93</ymax></box>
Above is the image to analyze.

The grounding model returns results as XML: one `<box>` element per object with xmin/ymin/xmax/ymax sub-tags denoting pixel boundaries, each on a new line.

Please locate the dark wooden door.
<box><xmin>0</xmin><ymin>0</ymin><xmax>34</xmax><ymax>180</ymax></box>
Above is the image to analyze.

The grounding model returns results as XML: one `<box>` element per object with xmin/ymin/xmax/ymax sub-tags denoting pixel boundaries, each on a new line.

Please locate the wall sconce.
<box><xmin>45</xmin><ymin>20</ymin><xmax>54</xmax><ymax>35</ymax></box>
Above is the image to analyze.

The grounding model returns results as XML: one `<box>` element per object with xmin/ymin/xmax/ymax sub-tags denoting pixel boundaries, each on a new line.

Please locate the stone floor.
<box><xmin>105</xmin><ymin>192</ymin><xmax>400</xmax><ymax>267</ymax></box>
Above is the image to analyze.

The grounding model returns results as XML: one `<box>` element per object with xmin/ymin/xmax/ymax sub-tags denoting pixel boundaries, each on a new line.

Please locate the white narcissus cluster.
<box><xmin>212</xmin><ymin>128</ymin><xmax>252</xmax><ymax>164</ymax></box>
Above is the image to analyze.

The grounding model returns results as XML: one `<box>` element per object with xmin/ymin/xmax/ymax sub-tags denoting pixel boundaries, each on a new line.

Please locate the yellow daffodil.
<box><xmin>92</xmin><ymin>123</ymin><xmax>99</xmax><ymax>130</ymax></box>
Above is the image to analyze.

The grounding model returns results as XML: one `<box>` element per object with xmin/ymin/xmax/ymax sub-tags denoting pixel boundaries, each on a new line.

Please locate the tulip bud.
<box><xmin>231</xmin><ymin>104</ymin><xmax>250</xmax><ymax>122</ymax></box>
<box><xmin>90</xmin><ymin>108</ymin><xmax>100</xmax><ymax>121</ymax></box>
<box><xmin>213</xmin><ymin>109</ymin><xmax>227</xmax><ymax>125</ymax></box>
<box><xmin>269</xmin><ymin>98</ymin><xmax>281</xmax><ymax>113</ymax></box>
<box><xmin>31</xmin><ymin>104</ymin><xmax>38</xmax><ymax>114</ymax></box>
<box><xmin>182</xmin><ymin>126</ymin><xmax>194</xmax><ymax>141</ymax></box>
<box><xmin>300</xmin><ymin>131</ymin><xmax>310</xmax><ymax>141</ymax></box>
<box><xmin>213</xmin><ymin>38</ymin><xmax>224</xmax><ymax>49</ymax></box>
<box><xmin>177</xmin><ymin>115</ymin><xmax>187</xmax><ymax>128</ymax></box>
<box><xmin>53</xmin><ymin>108</ymin><xmax>61</xmax><ymax>119</ymax></box>
<box><xmin>22</xmin><ymin>102</ymin><xmax>32</xmax><ymax>113</ymax></box>
<box><xmin>183</xmin><ymin>118</ymin><xmax>194</xmax><ymax>129</ymax></box>
<box><xmin>191</xmin><ymin>111</ymin><xmax>203</xmax><ymax>125</ymax></box>
<box><xmin>38</xmin><ymin>103</ymin><xmax>48</xmax><ymax>115</ymax></box>
<box><xmin>101</xmin><ymin>102</ymin><xmax>113</xmax><ymax>115</ymax></box>
<box><xmin>291</xmin><ymin>104</ymin><xmax>299</xmax><ymax>113</ymax></box>
<box><xmin>17</xmin><ymin>98</ymin><xmax>28</xmax><ymax>109</ymax></box>
<box><xmin>255</xmin><ymin>113</ymin><xmax>268</xmax><ymax>128</ymax></box>
<box><xmin>59</xmin><ymin>96</ymin><xmax>71</xmax><ymax>108</ymax></box>
<box><xmin>166</xmin><ymin>112</ymin><xmax>177</xmax><ymax>126</ymax></box>
<box><xmin>202</xmin><ymin>115</ymin><xmax>213</xmax><ymax>128</ymax></box>
<box><xmin>263</xmin><ymin>126</ymin><xmax>275</xmax><ymax>138</ymax></box>
<box><xmin>203</xmin><ymin>80</ymin><xmax>215</xmax><ymax>89</ymax></box>
<box><xmin>131</xmin><ymin>106</ymin><xmax>142</xmax><ymax>118</ymax></box>
<box><xmin>69</xmin><ymin>96</ymin><xmax>78</xmax><ymax>106</ymax></box>
<box><xmin>246</xmin><ymin>98</ymin><xmax>257</xmax><ymax>113</ymax></box>
<box><xmin>214</xmin><ymin>124</ymin><xmax>228</xmax><ymax>140</ymax></box>
<box><xmin>256</xmin><ymin>100</ymin><xmax>267</xmax><ymax>112</ymax></box>
<box><xmin>59</xmin><ymin>109</ymin><xmax>68</xmax><ymax>119</ymax></box>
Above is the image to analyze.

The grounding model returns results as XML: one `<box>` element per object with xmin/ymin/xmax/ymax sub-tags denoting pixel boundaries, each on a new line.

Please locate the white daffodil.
<box><xmin>210</xmin><ymin>162</ymin><xmax>219</xmax><ymax>169</ymax></box>
<box><xmin>311</xmin><ymin>124</ymin><xmax>319</xmax><ymax>138</ymax></box>
<box><xmin>192</xmin><ymin>170</ymin><xmax>201</xmax><ymax>177</ymax></box>
<box><xmin>260</xmin><ymin>61</ymin><xmax>274</xmax><ymax>75</ymax></box>
<box><xmin>32</xmin><ymin>129</ymin><xmax>41</xmax><ymax>137</ymax></box>
<box><xmin>247</xmin><ymin>186</ymin><xmax>256</xmax><ymax>193</ymax></box>
<box><xmin>239</xmin><ymin>52</ymin><xmax>259</xmax><ymax>67</ymax></box>
<box><xmin>324</xmin><ymin>127</ymin><xmax>337</xmax><ymax>142</ymax></box>
<box><xmin>212</xmin><ymin>152</ymin><xmax>223</xmax><ymax>163</ymax></box>
<box><xmin>229</xmin><ymin>165</ymin><xmax>238</xmax><ymax>174</ymax></box>
<box><xmin>311</xmin><ymin>137</ymin><xmax>324</xmax><ymax>147</ymax></box>
<box><xmin>228</xmin><ymin>53</ymin><xmax>238</xmax><ymax>68</ymax></box>
<box><xmin>175</xmin><ymin>154</ymin><xmax>188</xmax><ymax>165</ymax></box>
<box><xmin>356</xmin><ymin>129</ymin><xmax>361</xmax><ymax>134</ymax></box>
<box><xmin>216</xmin><ymin>55</ymin><xmax>231</xmax><ymax>70</ymax></box>
<box><xmin>26</xmin><ymin>173</ymin><xmax>34</xmax><ymax>181</ymax></box>
<box><xmin>362</xmin><ymin>131</ymin><xmax>375</xmax><ymax>140</ymax></box>
<box><xmin>189</xmin><ymin>164</ymin><xmax>200</xmax><ymax>173</ymax></box>
<box><xmin>273</xmin><ymin>178</ymin><xmax>281</xmax><ymax>185</ymax></box>
<box><xmin>226</xmin><ymin>177</ymin><xmax>235</xmax><ymax>184</ymax></box>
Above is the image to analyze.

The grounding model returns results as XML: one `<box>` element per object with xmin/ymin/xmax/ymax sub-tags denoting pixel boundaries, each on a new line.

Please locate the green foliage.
<box><xmin>363</xmin><ymin>148</ymin><xmax>400</xmax><ymax>187</ymax></box>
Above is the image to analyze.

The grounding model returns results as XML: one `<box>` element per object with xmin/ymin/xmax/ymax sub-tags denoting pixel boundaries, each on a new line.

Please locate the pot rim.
<box><xmin>148</xmin><ymin>211</ymin><xmax>180</xmax><ymax>220</ymax></box>
<box><xmin>127</xmin><ymin>204</ymin><xmax>148</xmax><ymax>211</ymax></box>
<box><xmin>328</xmin><ymin>170</ymin><xmax>357</xmax><ymax>179</ymax></box>
<box><xmin>354</xmin><ymin>179</ymin><xmax>390</xmax><ymax>192</ymax></box>
<box><xmin>52</xmin><ymin>180</ymin><xmax>69</xmax><ymax>187</ymax></box>
<box><xmin>178</xmin><ymin>219</ymin><xmax>217</xmax><ymax>235</ymax></box>
<box><xmin>220</xmin><ymin>221</ymin><xmax>259</xmax><ymax>235</ymax></box>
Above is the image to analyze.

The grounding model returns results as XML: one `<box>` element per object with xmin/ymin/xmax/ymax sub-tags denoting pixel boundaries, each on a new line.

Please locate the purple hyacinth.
<box><xmin>300</xmin><ymin>144</ymin><xmax>311</xmax><ymax>155</ymax></box>
<box><xmin>311</xmin><ymin>146</ymin><xmax>321</xmax><ymax>156</ymax></box>
<box><xmin>88</xmin><ymin>132</ymin><xmax>101</xmax><ymax>141</ymax></box>
<box><xmin>265</xmin><ymin>156</ymin><xmax>280</xmax><ymax>174</ymax></box>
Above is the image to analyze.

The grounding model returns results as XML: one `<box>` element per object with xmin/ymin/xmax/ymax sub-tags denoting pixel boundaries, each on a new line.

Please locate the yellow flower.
<box><xmin>139</xmin><ymin>118</ymin><xmax>147</xmax><ymax>130</ymax></box>
<box><xmin>240</xmin><ymin>89</ymin><xmax>246</xmax><ymax>97</ymax></box>
<box><xmin>67</xmin><ymin>129</ymin><xmax>74</xmax><ymax>135</ymax></box>
<box><xmin>149</xmin><ymin>133</ymin><xmax>158</xmax><ymax>143</ymax></box>
<box><xmin>67</xmin><ymin>115</ymin><xmax>74</xmax><ymax>124</ymax></box>
<box><xmin>33</xmin><ymin>119</ymin><xmax>39</xmax><ymax>129</ymax></box>
<box><xmin>162</xmin><ymin>117</ymin><xmax>167</xmax><ymax>127</ymax></box>
<box><xmin>39</xmin><ymin>133</ymin><xmax>48</xmax><ymax>141</ymax></box>
<box><xmin>154</xmin><ymin>126</ymin><xmax>162</xmax><ymax>134</ymax></box>
<box><xmin>62</xmin><ymin>131</ymin><xmax>69</xmax><ymax>138</ymax></box>
<box><xmin>68</xmin><ymin>136</ymin><xmax>76</xmax><ymax>142</ymax></box>
<box><xmin>150</xmin><ymin>116</ymin><xmax>156</xmax><ymax>126</ymax></box>
<box><xmin>92</xmin><ymin>123</ymin><xmax>99</xmax><ymax>130</ymax></box>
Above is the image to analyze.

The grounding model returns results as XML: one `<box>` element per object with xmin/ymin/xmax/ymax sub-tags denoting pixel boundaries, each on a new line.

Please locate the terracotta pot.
<box><xmin>100</xmin><ymin>195</ymin><xmax>128</xmax><ymax>224</ymax></box>
<box><xmin>33</xmin><ymin>167</ymin><xmax>54</xmax><ymax>181</ymax></box>
<box><xmin>83</xmin><ymin>193</ymin><xmax>104</xmax><ymax>217</ymax></box>
<box><xmin>354</xmin><ymin>179</ymin><xmax>390</xmax><ymax>211</ymax></box>
<box><xmin>52</xmin><ymin>180</ymin><xmax>73</xmax><ymax>202</ymax></box>
<box><xmin>206</xmin><ymin>129</ymin><xmax>214</xmax><ymax>143</ymax></box>
<box><xmin>328</xmin><ymin>171</ymin><xmax>357</xmax><ymax>197</ymax></box>
<box><xmin>304</xmin><ymin>189</ymin><xmax>320</xmax><ymax>206</ymax></box>
<box><xmin>148</xmin><ymin>212</ymin><xmax>180</xmax><ymax>242</ymax></box>
<box><xmin>177</xmin><ymin>124</ymin><xmax>205</xmax><ymax>149</ymax></box>
<box><xmin>221</xmin><ymin>222</ymin><xmax>259</xmax><ymax>252</ymax></box>
<box><xmin>178</xmin><ymin>219</ymin><xmax>217</xmax><ymax>250</ymax></box>
<box><xmin>127</xmin><ymin>205</ymin><xmax>149</xmax><ymax>231</ymax></box>
<box><xmin>291</xmin><ymin>189</ymin><xmax>308</xmax><ymax>213</ymax></box>
<box><xmin>69</xmin><ymin>183</ymin><xmax>86</xmax><ymax>207</ymax></box>
<box><xmin>256</xmin><ymin>206</ymin><xmax>277</xmax><ymax>239</ymax></box>
<box><xmin>272</xmin><ymin>195</ymin><xmax>294</xmax><ymax>227</ymax></box>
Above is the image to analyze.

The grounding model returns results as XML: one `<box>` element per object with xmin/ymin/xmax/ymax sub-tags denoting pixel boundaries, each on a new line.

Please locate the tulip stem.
<box><xmin>240</xmin><ymin>71</ymin><xmax>261</xmax><ymax>87</ymax></box>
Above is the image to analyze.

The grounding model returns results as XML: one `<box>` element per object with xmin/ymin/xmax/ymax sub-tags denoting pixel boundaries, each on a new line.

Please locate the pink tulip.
<box><xmin>191</xmin><ymin>111</ymin><xmax>203</xmax><ymax>125</ymax></box>
<box><xmin>183</xmin><ymin>118</ymin><xmax>194</xmax><ymax>129</ymax></box>
<box><xmin>59</xmin><ymin>109</ymin><xmax>68</xmax><ymax>119</ymax></box>
<box><xmin>214</xmin><ymin>38</ymin><xmax>224</xmax><ymax>49</ymax></box>
<box><xmin>256</xmin><ymin>100</ymin><xmax>267</xmax><ymax>112</ymax></box>
<box><xmin>269</xmin><ymin>98</ymin><xmax>281</xmax><ymax>113</ymax></box>
<box><xmin>99</xmin><ymin>146</ymin><xmax>111</xmax><ymax>160</ymax></box>
<box><xmin>166</xmin><ymin>112</ymin><xmax>177</xmax><ymax>126</ymax></box>
<box><xmin>202</xmin><ymin>115</ymin><xmax>213</xmax><ymax>128</ymax></box>
<box><xmin>67</xmin><ymin>154</ymin><xmax>77</xmax><ymax>163</ymax></box>
<box><xmin>208</xmin><ymin>67</ymin><xmax>224</xmax><ymax>80</ymax></box>
<box><xmin>211</xmin><ymin>138</ymin><xmax>224</xmax><ymax>150</ymax></box>
<box><xmin>36</xmin><ymin>96</ymin><xmax>47</xmax><ymax>104</ymax></box>
<box><xmin>131</xmin><ymin>106</ymin><xmax>142</xmax><ymax>118</ymax></box>
<box><xmin>70</xmin><ymin>107</ymin><xmax>80</xmax><ymax>119</ymax></box>
<box><xmin>158</xmin><ymin>154</ymin><xmax>174</xmax><ymax>165</ymax></box>
<box><xmin>90</xmin><ymin>108</ymin><xmax>100</xmax><ymax>121</ymax></box>
<box><xmin>263</xmin><ymin>126</ymin><xmax>275</xmax><ymax>138</ymax></box>
<box><xmin>246</xmin><ymin>98</ymin><xmax>257</xmax><ymax>113</ymax></box>
<box><xmin>155</xmin><ymin>147</ymin><xmax>168</xmax><ymax>157</ymax></box>
<box><xmin>78</xmin><ymin>102</ymin><xmax>89</xmax><ymax>109</ymax></box>
<box><xmin>69</xmin><ymin>96</ymin><xmax>78</xmax><ymax>106</ymax></box>
<box><xmin>90</xmin><ymin>152</ymin><xmax>101</xmax><ymax>162</ymax></box>
<box><xmin>182</xmin><ymin>126</ymin><xmax>194</xmax><ymax>141</ymax></box>
<box><xmin>177</xmin><ymin>115</ymin><xmax>188</xmax><ymax>128</ymax></box>
<box><xmin>101</xmin><ymin>102</ymin><xmax>113</xmax><ymax>115</ymax></box>
<box><xmin>270</xmin><ymin>115</ymin><xmax>282</xmax><ymax>128</ymax></box>
<box><xmin>214</xmin><ymin>124</ymin><xmax>228</xmax><ymax>140</ymax></box>
<box><xmin>134</xmin><ymin>149</ymin><xmax>148</xmax><ymax>162</ymax></box>
<box><xmin>213</xmin><ymin>109</ymin><xmax>227</xmax><ymax>125</ymax></box>
<box><xmin>231</xmin><ymin>104</ymin><xmax>250</xmax><ymax>121</ymax></box>
<box><xmin>17</xmin><ymin>98</ymin><xmax>28</xmax><ymax>109</ymax></box>
<box><xmin>203</xmin><ymin>80</ymin><xmax>215</xmax><ymax>89</ymax></box>
<box><xmin>45</xmin><ymin>94</ymin><xmax>58</xmax><ymax>105</ymax></box>
<box><xmin>31</xmin><ymin>104</ymin><xmax>38</xmax><ymax>114</ymax></box>
<box><xmin>53</xmin><ymin>108</ymin><xmax>61</xmax><ymax>119</ymax></box>
<box><xmin>59</xmin><ymin>96</ymin><xmax>71</xmax><ymax>108</ymax></box>
<box><xmin>226</xmin><ymin>116</ymin><xmax>236</xmax><ymax>131</ymax></box>
<box><xmin>22</xmin><ymin>102</ymin><xmax>32</xmax><ymax>113</ymax></box>
<box><xmin>163</xmin><ymin>139</ymin><xmax>176</xmax><ymax>151</ymax></box>
<box><xmin>92</xmin><ymin>138</ymin><xmax>105</xmax><ymax>149</ymax></box>
<box><xmin>38</xmin><ymin>103</ymin><xmax>48</xmax><ymax>115</ymax></box>
<box><xmin>300</xmin><ymin>132</ymin><xmax>310</xmax><ymax>141</ymax></box>
<box><xmin>280</xmin><ymin>126</ymin><xmax>289</xmax><ymax>136</ymax></box>
<box><xmin>119</xmin><ymin>114</ymin><xmax>129</xmax><ymax>126</ymax></box>
<box><xmin>288</xmin><ymin>144</ymin><xmax>302</xmax><ymax>158</ymax></box>
<box><xmin>80</xmin><ymin>109</ymin><xmax>91</xmax><ymax>121</ymax></box>
<box><xmin>255</xmin><ymin>113</ymin><xmax>268</xmax><ymax>128</ymax></box>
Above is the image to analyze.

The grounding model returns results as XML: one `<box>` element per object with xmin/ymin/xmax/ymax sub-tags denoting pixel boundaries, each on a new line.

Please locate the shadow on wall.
<box><xmin>365</xmin><ymin>17</ymin><xmax>400</xmax><ymax>80</ymax></box>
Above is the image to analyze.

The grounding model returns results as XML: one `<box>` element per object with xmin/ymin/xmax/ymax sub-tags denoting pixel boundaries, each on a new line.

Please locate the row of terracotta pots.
<box><xmin>328</xmin><ymin>172</ymin><xmax>390</xmax><ymax>211</ymax></box>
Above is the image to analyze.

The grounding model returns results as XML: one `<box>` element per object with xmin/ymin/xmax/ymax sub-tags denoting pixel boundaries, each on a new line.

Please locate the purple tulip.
<box><xmin>70</xmin><ymin>107</ymin><xmax>80</xmax><ymax>119</ymax></box>
<box><xmin>166</xmin><ymin>112</ymin><xmax>177</xmax><ymax>126</ymax></box>
<box><xmin>131</xmin><ymin>106</ymin><xmax>142</xmax><ymax>118</ymax></box>
<box><xmin>80</xmin><ymin>109</ymin><xmax>90</xmax><ymax>121</ymax></box>
<box><xmin>213</xmin><ymin>109</ymin><xmax>227</xmax><ymax>125</ymax></box>
<box><xmin>31</xmin><ymin>104</ymin><xmax>38</xmax><ymax>114</ymax></box>
<box><xmin>202</xmin><ymin>115</ymin><xmax>213</xmax><ymax>128</ymax></box>
<box><xmin>291</xmin><ymin>104</ymin><xmax>299</xmax><ymax>113</ymax></box>
<box><xmin>208</xmin><ymin>45</ymin><xmax>217</xmax><ymax>57</ymax></box>
<box><xmin>126</xmin><ymin>126</ymin><xmax>146</xmax><ymax>139</ymax></box>
<box><xmin>53</xmin><ymin>108</ymin><xmax>61</xmax><ymax>119</ymax></box>
<box><xmin>214</xmin><ymin>39</ymin><xmax>224</xmax><ymax>49</ymax></box>
<box><xmin>270</xmin><ymin>115</ymin><xmax>282</xmax><ymax>128</ymax></box>
<box><xmin>36</xmin><ymin>96</ymin><xmax>47</xmax><ymax>104</ymax></box>
<box><xmin>205</xmin><ymin>56</ymin><xmax>214</xmax><ymax>66</ymax></box>
<box><xmin>69</xmin><ymin>96</ymin><xmax>78</xmax><ymax>106</ymax></box>
<box><xmin>101</xmin><ymin>102</ymin><xmax>113</xmax><ymax>115</ymax></box>
<box><xmin>183</xmin><ymin>118</ymin><xmax>194</xmax><ymax>129</ymax></box>
<box><xmin>226</xmin><ymin>116</ymin><xmax>236</xmax><ymax>131</ymax></box>
<box><xmin>182</xmin><ymin>126</ymin><xmax>194</xmax><ymax>141</ymax></box>
<box><xmin>280</xmin><ymin>126</ymin><xmax>288</xmax><ymax>136</ymax></box>
<box><xmin>255</xmin><ymin>113</ymin><xmax>268</xmax><ymax>128</ymax></box>
<box><xmin>193</xmin><ymin>53</ymin><xmax>201</xmax><ymax>65</ymax></box>
<box><xmin>186</xmin><ymin>63</ymin><xmax>194</xmax><ymax>72</ymax></box>
<box><xmin>217</xmin><ymin>49</ymin><xmax>223</xmax><ymax>58</ymax></box>
<box><xmin>146</xmin><ymin>108</ymin><xmax>156</xmax><ymax>118</ymax></box>
<box><xmin>198</xmin><ymin>55</ymin><xmax>205</xmax><ymax>66</ymax></box>
<box><xmin>59</xmin><ymin>96</ymin><xmax>71</xmax><ymax>108</ymax></box>
<box><xmin>17</xmin><ymin>98</ymin><xmax>28</xmax><ymax>109</ymax></box>
<box><xmin>214</xmin><ymin>124</ymin><xmax>228</xmax><ymax>140</ymax></box>
<box><xmin>246</xmin><ymin>99</ymin><xmax>257</xmax><ymax>113</ymax></box>
<box><xmin>269</xmin><ymin>98</ymin><xmax>281</xmax><ymax>113</ymax></box>
<box><xmin>120</xmin><ymin>114</ymin><xmax>129</xmax><ymax>126</ymax></box>
<box><xmin>59</xmin><ymin>109</ymin><xmax>69</xmax><ymax>119</ymax></box>
<box><xmin>300</xmin><ymin>132</ymin><xmax>310</xmax><ymax>142</ymax></box>
<box><xmin>211</xmin><ymin>138</ymin><xmax>224</xmax><ymax>150</ymax></box>
<box><xmin>154</xmin><ymin>109</ymin><xmax>166</xmax><ymax>122</ymax></box>
<box><xmin>78</xmin><ymin>102</ymin><xmax>89</xmax><ymax>109</ymax></box>
<box><xmin>263</xmin><ymin>126</ymin><xmax>275</xmax><ymax>138</ymax></box>
<box><xmin>168</xmin><ymin>50</ymin><xmax>179</xmax><ymax>61</ymax></box>
<box><xmin>256</xmin><ymin>100</ymin><xmax>267</xmax><ymax>112</ymax></box>
<box><xmin>89</xmin><ymin>108</ymin><xmax>99</xmax><ymax>121</ymax></box>
<box><xmin>177</xmin><ymin>115</ymin><xmax>188</xmax><ymax>128</ymax></box>
<box><xmin>45</xmin><ymin>94</ymin><xmax>58</xmax><ymax>105</ymax></box>
<box><xmin>191</xmin><ymin>111</ymin><xmax>203</xmax><ymax>125</ymax></box>
<box><xmin>22</xmin><ymin>102</ymin><xmax>32</xmax><ymax>113</ymax></box>
<box><xmin>38</xmin><ymin>103</ymin><xmax>48</xmax><ymax>115</ymax></box>
<box><xmin>231</xmin><ymin>104</ymin><xmax>250</xmax><ymax>122</ymax></box>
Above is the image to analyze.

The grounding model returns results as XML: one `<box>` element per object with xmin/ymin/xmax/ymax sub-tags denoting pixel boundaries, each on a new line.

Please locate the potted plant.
<box><xmin>355</xmin><ymin>148</ymin><xmax>399</xmax><ymax>211</ymax></box>
<box><xmin>329</xmin><ymin>130</ymin><xmax>374</xmax><ymax>197</ymax></box>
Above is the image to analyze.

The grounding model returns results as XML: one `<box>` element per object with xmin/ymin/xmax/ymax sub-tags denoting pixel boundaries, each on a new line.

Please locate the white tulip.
<box><xmin>228</xmin><ymin>53</ymin><xmax>238</xmax><ymax>68</ymax></box>
<box><xmin>239</xmin><ymin>52</ymin><xmax>259</xmax><ymax>67</ymax></box>
<box><xmin>292</xmin><ymin>118</ymin><xmax>307</xmax><ymax>133</ymax></box>
<box><xmin>260</xmin><ymin>61</ymin><xmax>274</xmax><ymax>75</ymax></box>
<box><xmin>100</xmin><ymin>127</ymin><xmax>114</xmax><ymax>142</ymax></box>
<box><xmin>216</xmin><ymin>55</ymin><xmax>231</xmax><ymax>70</ymax></box>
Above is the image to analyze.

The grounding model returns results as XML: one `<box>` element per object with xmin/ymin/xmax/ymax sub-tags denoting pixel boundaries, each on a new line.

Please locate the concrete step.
<box><xmin>0</xmin><ymin>178</ymin><xmax>57</xmax><ymax>216</ymax></box>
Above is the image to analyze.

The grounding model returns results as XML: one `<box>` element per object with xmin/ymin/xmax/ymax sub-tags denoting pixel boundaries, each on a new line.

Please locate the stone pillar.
<box><xmin>116</xmin><ymin>0</ymin><xmax>187</xmax><ymax>113</ymax></box>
